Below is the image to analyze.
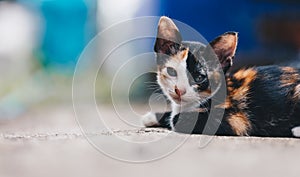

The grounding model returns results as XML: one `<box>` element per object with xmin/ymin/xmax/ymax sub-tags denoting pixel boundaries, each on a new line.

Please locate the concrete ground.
<box><xmin>0</xmin><ymin>104</ymin><xmax>300</xmax><ymax>177</ymax></box>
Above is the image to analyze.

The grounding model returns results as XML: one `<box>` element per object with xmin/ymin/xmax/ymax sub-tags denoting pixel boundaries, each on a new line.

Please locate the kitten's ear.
<box><xmin>205</xmin><ymin>32</ymin><xmax>238</xmax><ymax>73</ymax></box>
<box><xmin>154</xmin><ymin>16</ymin><xmax>182</xmax><ymax>55</ymax></box>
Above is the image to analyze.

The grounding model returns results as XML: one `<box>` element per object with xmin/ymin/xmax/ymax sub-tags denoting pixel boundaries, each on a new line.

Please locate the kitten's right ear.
<box><xmin>154</xmin><ymin>16</ymin><xmax>182</xmax><ymax>55</ymax></box>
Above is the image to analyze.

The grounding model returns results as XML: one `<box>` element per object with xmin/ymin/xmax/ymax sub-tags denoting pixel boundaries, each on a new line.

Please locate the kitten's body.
<box><xmin>225</xmin><ymin>66</ymin><xmax>300</xmax><ymax>136</ymax></box>
<box><xmin>142</xmin><ymin>16</ymin><xmax>300</xmax><ymax>137</ymax></box>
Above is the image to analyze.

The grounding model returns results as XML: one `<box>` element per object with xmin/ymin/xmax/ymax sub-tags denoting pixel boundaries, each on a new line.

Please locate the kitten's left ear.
<box><xmin>205</xmin><ymin>32</ymin><xmax>238</xmax><ymax>73</ymax></box>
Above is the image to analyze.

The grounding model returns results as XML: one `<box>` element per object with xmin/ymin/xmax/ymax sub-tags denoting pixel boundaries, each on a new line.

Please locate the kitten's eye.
<box><xmin>195</xmin><ymin>75</ymin><xmax>205</xmax><ymax>83</ymax></box>
<box><xmin>194</xmin><ymin>75</ymin><xmax>208</xmax><ymax>91</ymax></box>
<box><xmin>166</xmin><ymin>67</ymin><xmax>177</xmax><ymax>77</ymax></box>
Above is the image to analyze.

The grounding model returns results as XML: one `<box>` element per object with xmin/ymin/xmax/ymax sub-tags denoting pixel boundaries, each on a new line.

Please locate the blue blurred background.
<box><xmin>160</xmin><ymin>0</ymin><xmax>300</xmax><ymax>68</ymax></box>
<box><xmin>0</xmin><ymin>0</ymin><xmax>299</xmax><ymax>118</ymax></box>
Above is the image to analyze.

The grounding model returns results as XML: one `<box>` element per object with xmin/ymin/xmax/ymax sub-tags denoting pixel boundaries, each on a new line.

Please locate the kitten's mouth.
<box><xmin>173</xmin><ymin>96</ymin><xmax>181</xmax><ymax>102</ymax></box>
<box><xmin>170</xmin><ymin>94</ymin><xmax>186</xmax><ymax>104</ymax></box>
<box><xmin>169</xmin><ymin>93</ymin><xmax>181</xmax><ymax>102</ymax></box>
<box><xmin>170</xmin><ymin>93</ymin><xmax>202</xmax><ymax>105</ymax></box>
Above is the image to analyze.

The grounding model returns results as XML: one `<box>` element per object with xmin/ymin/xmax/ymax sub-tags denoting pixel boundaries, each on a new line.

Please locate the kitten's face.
<box><xmin>154</xmin><ymin>16</ymin><xmax>238</xmax><ymax>105</ymax></box>
<box><xmin>156</xmin><ymin>47</ymin><xmax>210</xmax><ymax>105</ymax></box>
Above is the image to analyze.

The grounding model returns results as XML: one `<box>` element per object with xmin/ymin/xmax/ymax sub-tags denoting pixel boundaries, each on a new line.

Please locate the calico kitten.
<box><xmin>142</xmin><ymin>16</ymin><xmax>300</xmax><ymax>137</ymax></box>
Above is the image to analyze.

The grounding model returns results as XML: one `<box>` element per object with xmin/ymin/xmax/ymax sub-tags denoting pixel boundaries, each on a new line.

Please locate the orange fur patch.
<box><xmin>215</xmin><ymin>97</ymin><xmax>232</xmax><ymax>109</ymax></box>
<box><xmin>157</xmin><ymin>71</ymin><xmax>166</xmax><ymax>79</ymax></box>
<box><xmin>233</xmin><ymin>68</ymin><xmax>257</xmax><ymax>84</ymax></box>
<box><xmin>195</xmin><ymin>108</ymin><xmax>208</xmax><ymax>112</ymax></box>
<box><xmin>230</xmin><ymin>68</ymin><xmax>257</xmax><ymax>108</ymax></box>
<box><xmin>216</xmin><ymin>69</ymin><xmax>256</xmax><ymax>110</ymax></box>
<box><xmin>227</xmin><ymin>112</ymin><xmax>251</xmax><ymax>136</ymax></box>
<box><xmin>211</xmin><ymin>71</ymin><xmax>221</xmax><ymax>84</ymax></box>
<box><xmin>172</xmin><ymin>48</ymin><xmax>189</xmax><ymax>62</ymax></box>
<box><xmin>217</xmin><ymin>69</ymin><xmax>256</xmax><ymax>110</ymax></box>
<box><xmin>180</xmin><ymin>48</ymin><xmax>189</xmax><ymax>60</ymax></box>
<box><xmin>226</xmin><ymin>78</ymin><xmax>234</xmax><ymax>92</ymax></box>
<box><xmin>203</xmin><ymin>89</ymin><xmax>212</xmax><ymax>95</ymax></box>
<box><xmin>280</xmin><ymin>67</ymin><xmax>299</xmax><ymax>87</ymax></box>
<box><xmin>293</xmin><ymin>84</ymin><xmax>300</xmax><ymax>100</ymax></box>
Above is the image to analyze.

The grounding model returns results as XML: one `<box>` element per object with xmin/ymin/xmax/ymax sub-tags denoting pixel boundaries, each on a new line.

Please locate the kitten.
<box><xmin>142</xmin><ymin>16</ymin><xmax>300</xmax><ymax>137</ymax></box>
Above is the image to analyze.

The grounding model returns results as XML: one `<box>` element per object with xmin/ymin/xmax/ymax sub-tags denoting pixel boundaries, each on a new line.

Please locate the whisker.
<box><xmin>145</xmin><ymin>83</ymin><xmax>159</xmax><ymax>86</ymax></box>
<box><xmin>144</xmin><ymin>81</ymin><xmax>158</xmax><ymax>84</ymax></box>
<box><xmin>145</xmin><ymin>84</ymin><xmax>160</xmax><ymax>89</ymax></box>
<box><xmin>154</xmin><ymin>94</ymin><xmax>164</xmax><ymax>100</ymax></box>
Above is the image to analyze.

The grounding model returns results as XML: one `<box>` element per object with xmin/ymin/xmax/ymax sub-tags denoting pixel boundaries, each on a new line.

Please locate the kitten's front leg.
<box><xmin>169</xmin><ymin>103</ymin><xmax>181</xmax><ymax>131</ymax></box>
<box><xmin>292</xmin><ymin>126</ymin><xmax>300</xmax><ymax>137</ymax></box>
<box><xmin>142</xmin><ymin>111</ymin><xmax>208</xmax><ymax>134</ymax></box>
<box><xmin>142</xmin><ymin>111</ymin><xmax>172</xmax><ymax>129</ymax></box>
<box><xmin>142</xmin><ymin>110</ymin><xmax>234</xmax><ymax>135</ymax></box>
<box><xmin>169</xmin><ymin>103</ymin><xmax>201</xmax><ymax>131</ymax></box>
<box><xmin>143</xmin><ymin>103</ymin><xmax>181</xmax><ymax>130</ymax></box>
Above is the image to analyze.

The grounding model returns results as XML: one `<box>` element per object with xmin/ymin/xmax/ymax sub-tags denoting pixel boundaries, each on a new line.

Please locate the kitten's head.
<box><xmin>154</xmin><ymin>16</ymin><xmax>238</xmax><ymax>105</ymax></box>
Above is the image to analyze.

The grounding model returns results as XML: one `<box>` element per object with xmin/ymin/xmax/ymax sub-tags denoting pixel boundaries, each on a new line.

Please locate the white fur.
<box><xmin>157</xmin><ymin>52</ymin><xmax>201</xmax><ymax>106</ymax></box>
<box><xmin>169</xmin><ymin>103</ymin><xmax>180</xmax><ymax>130</ymax></box>
<box><xmin>156</xmin><ymin>51</ymin><xmax>205</xmax><ymax>130</ymax></box>
<box><xmin>292</xmin><ymin>126</ymin><xmax>300</xmax><ymax>137</ymax></box>
<box><xmin>141</xmin><ymin>112</ymin><xmax>159</xmax><ymax>127</ymax></box>
<box><xmin>169</xmin><ymin>102</ymin><xmax>200</xmax><ymax>131</ymax></box>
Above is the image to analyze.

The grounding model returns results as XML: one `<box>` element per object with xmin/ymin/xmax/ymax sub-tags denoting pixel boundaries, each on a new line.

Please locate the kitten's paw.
<box><xmin>292</xmin><ymin>126</ymin><xmax>300</xmax><ymax>137</ymax></box>
<box><xmin>141</xmin><ymin>112</ymin><xmax>159</xmax><ymax>127</ymax></box>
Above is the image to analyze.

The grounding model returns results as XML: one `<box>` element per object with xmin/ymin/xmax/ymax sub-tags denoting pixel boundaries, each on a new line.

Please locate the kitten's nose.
<box><xmin>175</xmin><ymin>86</ymin><xmax>186</xmax><ymax>97</ymax></box>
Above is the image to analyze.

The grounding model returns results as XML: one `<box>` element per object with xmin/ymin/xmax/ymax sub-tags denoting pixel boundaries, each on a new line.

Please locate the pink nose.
<box><xmin>175</xmin><ymin>86</ymin><xmax>186</xmax><ymax>97</ymax></box>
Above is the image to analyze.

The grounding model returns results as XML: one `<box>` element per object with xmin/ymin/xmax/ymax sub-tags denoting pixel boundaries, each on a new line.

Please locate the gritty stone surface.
<box><xmin>0</xmin><ymin>105</ymin><xmax>300</xmax><ymax>177</ymax></box>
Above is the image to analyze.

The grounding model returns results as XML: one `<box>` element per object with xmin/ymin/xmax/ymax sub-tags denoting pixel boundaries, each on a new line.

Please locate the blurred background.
<box><xmin>0</xmin><ymin>1</ymin><xmax>300</xmax><ymax>177</ymax></box>
<box><xmin>0</xmin><ymin>0</ymin><xmax>299</xmax><ymax>119</ymax></box>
